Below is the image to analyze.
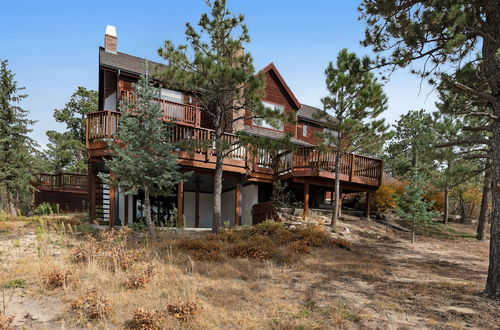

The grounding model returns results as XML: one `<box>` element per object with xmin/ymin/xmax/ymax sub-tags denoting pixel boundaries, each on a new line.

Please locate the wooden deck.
<box><xmin>32</xmin><ymin>173</ymin><xmax>89</xmax><ymax>212</ymax></box>
<box><xmin>86</xmin><ymin>111</ymin><xmax>383</xmax><ymax>188</ymax></box>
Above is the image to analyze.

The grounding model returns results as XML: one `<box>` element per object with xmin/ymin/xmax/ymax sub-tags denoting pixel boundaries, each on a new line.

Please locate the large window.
<box><xmin>159</xmin><ymin>88</ymin><xmax>183</xmax><ymax>103</ymax></box>
<box><xmin>254</xmin><ymin>101</ymin><xmax>284</xmax><ymax>130</ymax></box>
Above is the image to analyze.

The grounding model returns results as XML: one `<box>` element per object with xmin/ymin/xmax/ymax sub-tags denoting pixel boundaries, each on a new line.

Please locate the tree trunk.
<box><xmin>213</xmin><ymin>155</ymin><xmax>223</xmax><ymax>233</ymax></box>
<box><xmin>411</xmin><ymin>217</ymin><xmax>415</xmax><ymax>243</ymax></box>
<box><xmin>143</xmin><ymin>187</ymin><xmax>156</xmax><ymax>238</ymax></box>
<box><xmin>459</xmin><ymin>198</ymin><xmax>468</xmax><ymax>224</ymax></box>
<box><xmin>482</xmin><ymin>3</ymin><xmax>500</xmax><ymax>299</ymax></box>
<box><xmin>331</xmin><ymin>152</ymin><xmax>341</xmax><ymax>227</ymax></box>
<box><xmin>443</xmin><ymin>186</ymin><xmax>449</xmax><ymax>224</ymax></box>
<box><xmin>485</xmin><ymin>100</ymin><xmax>500</xmax><ymax>298</ymax></box>
<box><xmin>7</xmin><ymin>191</ymin><xmax>16</xmax><ymax>218</ymax></box>
<box><xmin>477</xmin><ymin>163</ymin><xmax>492</xmax><ymax>241</ymax></box>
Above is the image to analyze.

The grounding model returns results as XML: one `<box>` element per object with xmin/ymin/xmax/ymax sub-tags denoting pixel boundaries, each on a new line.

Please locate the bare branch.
<box><xmin>435</xmin><ymin>139</ymin><xmax>491</xmax><ymax>148</ymax></box>
<box><xmin>462</xmin><ymin>125</ymin><xmax>493</xmax><ymax>131</ymax></box>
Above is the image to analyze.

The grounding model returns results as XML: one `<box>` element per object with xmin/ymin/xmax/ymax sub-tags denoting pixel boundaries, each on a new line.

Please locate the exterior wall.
<box><xmin>182</xmin><ymin>184</ymin><xmax>258</xmax><ymax>228</ymax></box>
<box><xmin>297</xmin><ymin>119</ymin><xmax>323</xmax><ymax>145</ymax></box>
<box><xmin>246</xmin><ymin>69</ymin><xmax>298</xmax><ymax>137</ymax></box>
<box><xmin>242</xmin><ymin>184</ymin><xmax>259</xmax><ymax>226</ymax></box>
<box><xmin>34</xmin><ymin>190</ymin><xmax>88</xmax><ymax>213</ymax></box>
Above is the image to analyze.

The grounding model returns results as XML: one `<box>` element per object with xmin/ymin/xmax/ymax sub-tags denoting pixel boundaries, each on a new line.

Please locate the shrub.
<box><xmin>175</xmin><ymin>238</ymin><xmax>223</xmax><ymax>261</ymax></box>
<box><xmin>286</xmin><ymin>240</ymin><xmax>311</xmax><ymax>254</ymax></box>
<box><xmin>70</xmin><ymin>288</ymin><xmax>111</xmax><ymax>321</ymax></box>
<box><xmin>294</xmin><ymin>225</ymin><xmax>330</xmax><ymax>247</ymax></box>
<box><xmin>127</xmin><ymin>308</ymin><xmax>163</xmax><ymax>330</ymax></box>
<box><xmin>125</xmin><ymin>264</ymin><xmax>155</xmax><ymax>289</ymax></box>
<box><xmin>43</xmin><ymin>271</ymin><xmax>72</xmax><ymax>289</ymax></box>
<box><xmin>228</xmin><ymin>235</ymin><xmax>278</xmax><ymax>260</ymax></box>
<box><xmin>331</xmin><ymin>238</ymin><xmax>352</xmax><ymax>250</ymax></box>
<box><xmin>33</xmin><ymin>202</ymin><xmax>59</xmax><ymax>215</ymax></box>
<box><xmin>165</xmin><ymin>301</ymin><xmax>198</xmax><ymax>322</ymax></box>
<box><xmin>0</xmin><ymin>314</ymin><xmax>14</xmax><ymax>330</ymax></box>
<box><xmin>2</xmin><ymin>279</ymin><xmax>27</xmax><ymax>288</ymax></box>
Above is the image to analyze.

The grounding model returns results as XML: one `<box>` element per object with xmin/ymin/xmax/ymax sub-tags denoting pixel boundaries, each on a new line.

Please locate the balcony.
<box><xmin>85</xmin><ymin>111</ymin><xmax>383</xmax><ymax>187</ymax></box>
<box><xmin>33</xmin><ymin>173</ymin><xmax>88</xmax><ymax>191</ymax></box>
<box><xmin>121</xmin><ymin>90</ymin><xmax>201</xmax><ymax>127</ymax></box>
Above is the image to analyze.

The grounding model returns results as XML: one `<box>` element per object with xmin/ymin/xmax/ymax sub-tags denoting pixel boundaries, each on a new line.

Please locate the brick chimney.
<box><xmin>104</xmin><ymin>25</ymin><xmax>117</xmax><ymax>54</ymax></box>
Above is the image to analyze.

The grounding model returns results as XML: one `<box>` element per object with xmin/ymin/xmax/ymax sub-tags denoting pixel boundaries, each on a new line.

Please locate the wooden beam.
<box><xmin>235</xmin><ymin>178</ymin><xmax>242</xmax><ymax>226</ymax></box>
<box><xmin>124</xmin><ymin>193</ymin><xmax>129</xmax><ymax>226</ymax></box>
<box><xmin>195</xmin><ymin>177</ymin><xmax>200</xmax><ymax>228</ymax></box>
<box><xmin>365</xmin><ymin>191</ymin><xmax>372</xmax><ymax>219</ymax></box>
<box><xmin>177</xmin><ymin>181</ymin><xmax>184</xmax><ymax>228</ymax></box>
<box><xmin>303</xmin><ymin>182</ymin><xmax>309</xmax><ymax>221</ymax></box>
<box><xmin>88</xmin><ymin>162</ymin><xmax>96</xmax><ymax>224</ymax></box>
<box><xmin>109</xmin><ymin>175</ymin><xmax>116</xmax><ymax>228</ymax></box>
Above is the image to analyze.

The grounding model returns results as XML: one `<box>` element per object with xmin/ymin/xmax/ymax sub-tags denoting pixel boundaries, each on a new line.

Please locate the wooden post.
<box><xmin>235</xmin><ymin>179</ymin><xmax>242</xmax><ymax>226</ymax></box>
<box><xmin>177</xmin><ymin>181</ymin><xmax>184</xmax><ymax>228</ymax></box>
<box><xmin>109</xmin><ymin>174</ymin><xmax>116</xmax><ymax>228</ymax></box>
<box><xmin>303</xmin><ymin>183</ymin><xmax>309</xmax><ymax>221</ymax></box>
<box><xmin>195</xmin><ymin>176</ymin><xmax>200</xmax><ymax>228</ymax></box>
<box><xmin>124</xmin><ymin>193</ymin><xmax>129</xmax><ymax>226</ymax></box>
<box><xmin>365</xmin><ymin>191</ymin><xmax>372</xmax><ymax>220</ymax></box>
<box><xmin>350</xmin><ymin>154</ymin><xmax>355</xmax><ymax>181</ymax></box>
<box><xmin>88</xmin><ymin>161</ymin><xmax>96</xmax><ymax>223</ymax></box>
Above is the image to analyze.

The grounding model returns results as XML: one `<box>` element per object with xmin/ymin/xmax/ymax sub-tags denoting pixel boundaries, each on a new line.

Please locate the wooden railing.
<box><xmin>276</xmin><ymin>147</ymin><xmax>383</xmax><ymax>184</ymax></box>
<box><xmin>121</xmin><ymin>90</ymin><xmax>201</xmax><ymax>127</ymax></box>
<box><xmin>86</xmin><ymin>112</ymin><xmax>382</xmax><ymax>186</ymax></box>
<box><xmin>34</xmin><ymin>173</ymin><xmax>88</xmax><ymax>190</ymax></box>
<box><xmin>86</xmin><ymin>110</ymin><xmax>120</xmax><ymax>143</ymax></box>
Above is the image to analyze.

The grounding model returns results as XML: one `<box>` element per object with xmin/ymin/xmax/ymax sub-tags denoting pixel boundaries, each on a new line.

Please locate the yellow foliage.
<box><xmin>375</xmin><ymin>184</ymin><xmax>398</xmax><ymax>212</ymax></box>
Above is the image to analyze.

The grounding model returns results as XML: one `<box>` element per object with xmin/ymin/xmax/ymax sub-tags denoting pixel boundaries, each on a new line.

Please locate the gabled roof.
<box><xmin>99</xmin><ymin>47</ymin><xmax>165</xmax><ymax>75</ymax></box>
<box><xmin>298</xmin><ymin>103</ymin><xmax>336</xmax><ymax>125</ymax></box>
<box><xmin>261</xmin><ymin>63</ymin><xmax>302</xmax><ymax>110</ymax></box>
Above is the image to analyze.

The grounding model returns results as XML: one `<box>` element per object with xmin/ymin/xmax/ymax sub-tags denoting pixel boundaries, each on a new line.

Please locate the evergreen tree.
<box><xmin>0</xmin><ymin>60</ymin><xmax>36</xmax><ymax>216</ymax></box>
<box><xmin>359</xmin><ymin>0</ymin><xmax>500</xmax><ymax>299</ymax></box>
<box><xmin>395</xmin><ymin>168</ymin><xmax>439</xmax><ymax>243</ymax></box>
<box><xmin>157</xmin><ymin>0</ymin><xmax>283</xmax><ymax>233</ymax></box>
<box><xmin>316</xmin><ymin>49</ymin><xmax>390</xmax><ymax>227</ymax></box>
<box><xmin>45</xmin><ymin>87</ymin><xmax>97</xmax><ymax>173</ymax></box>
<box><xmin>102</xmin><ymin>72</ymin><xmax>187</xmax><ymax>237</ymax></box>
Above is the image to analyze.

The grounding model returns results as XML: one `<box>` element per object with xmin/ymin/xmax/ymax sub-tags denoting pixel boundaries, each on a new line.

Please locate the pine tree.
<box><xmin>359</xmin><ymin>0</ymin><xmax>500</xmax><ymax>299</ymax></box>
<box><xmin>316</xmin><ymin>49</ymin><xmax>390</xmax><ymax>227</ymax></box>
<box><xmin>46</xmin><ymin>87</ymin><xmax>97</xmax><ymax>173</ymax></box>
<box><xmin>157</xmin><ymin>0</ymin><xmax>284</xmax><ymax>233</ymax></box>
<box><xmin>395</xmin><ymin>168</ymin><xmax>439</xmax><ymax>243</ymax></box>
<box><xmin>102</xmin><ymin>72</ymin><xmax>187</xmax><ymax>237</ymax></box>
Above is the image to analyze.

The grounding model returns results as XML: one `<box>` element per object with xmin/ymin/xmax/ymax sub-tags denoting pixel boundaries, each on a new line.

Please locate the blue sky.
<box><xmin>0</xmin><ymin>0</ymin><xmax>438</xmax><ymax>147</ymax></box>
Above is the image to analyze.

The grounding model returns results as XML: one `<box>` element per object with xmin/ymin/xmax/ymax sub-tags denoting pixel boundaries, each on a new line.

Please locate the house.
<box><xmin>85</xmin><ymin>26</ymin><xmax>383</xmax><ymax>227</ymax></box>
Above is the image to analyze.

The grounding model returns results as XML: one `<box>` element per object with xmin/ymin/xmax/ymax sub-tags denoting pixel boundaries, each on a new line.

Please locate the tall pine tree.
<box><xmin>359</xmin><ymin>0</ymin><xmax>500</xmax><ymax>299</ymax></box>
<box><xmin>316</xmin><ymin>49</ymin><xmax>389</xmax><ymax>227</ymax></box>
<box><xmin>157</xmin><ymin>0</ymin><xmax>283</xmax><ymax>233</ymax></box>
<box><xmin>0</xmin><ymin>60</ymin><xmax>36</xmax><ymax>216</ymax></box>
<box><xmin>102</xmin><ymin>72</ymin><xmax>187</xmax><ymax>237</ymax></box>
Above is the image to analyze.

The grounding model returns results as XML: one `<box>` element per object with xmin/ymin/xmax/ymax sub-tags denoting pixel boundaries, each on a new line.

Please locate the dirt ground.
<box><xmin>0</xmin><ymin>217</ymin><xmax>498</xmax><ymax>329</ymax></box>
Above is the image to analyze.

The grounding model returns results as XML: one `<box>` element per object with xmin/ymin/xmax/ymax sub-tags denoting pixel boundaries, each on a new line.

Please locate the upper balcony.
<box><xmin>85</xmin><ymin>110</ymin><xmax>383</xmax><ymax>188</ymax></box>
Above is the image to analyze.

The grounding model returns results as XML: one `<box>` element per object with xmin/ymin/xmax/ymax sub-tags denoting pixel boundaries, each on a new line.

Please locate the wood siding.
<box><xmin>246</xmin><ymin>69</ymin><xmax>299</xmax><ymax>137</ymax></box>
<box><xmin>297</xmin><ymin>119</ymin><xmax>323</xmax><ymax>145</ymax></box>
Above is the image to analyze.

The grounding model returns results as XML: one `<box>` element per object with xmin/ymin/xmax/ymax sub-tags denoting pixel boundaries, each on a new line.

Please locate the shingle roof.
<box><xmin>243</xmin><ymin>125</ymin><xmax>312</xmax><ymax>146</ymax></box>
<box><xmin>297</xmin><ymin>103</ymin><xmax>336</xmax><ymax>124</ymax></box>
<box><xmin>99</xmin><ymin>47</ymin><xmax>165</xmax><ymax>75</ymax></box>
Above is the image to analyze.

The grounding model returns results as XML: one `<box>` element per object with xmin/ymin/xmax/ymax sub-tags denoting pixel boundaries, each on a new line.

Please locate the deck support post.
<box><xmin>177</xmin><ymin>181</ymin><xmax>184</xmax><ymax>228</ymax></box>
<box><xmin>88</xmin><ymin>161</ymin><xmax>96</xmax><ymax>224</ymax></box>
<box><xmin>109</xmin><ymin>173</ymin><xmax>116</xmax><ymax>228</ymax></box>
<box><xmin>365</xmin><ymin>191</ymin><xmax>372</xmax><ymax>220</ymax></box>
<box><xmin>235</xmin><ymin>178</ymin><xmax>242</xmax><ymax>226</ymax></box>
<box><xmin>124</xmin><ymin>193</ymin><xmax>129</xmax><ymax>226</ymax></box>
<box><xmin>303</xmin><ymin>183</ymin><xmax>310</xmax><ymax>221</ymax></box>
<box><xmin>195</xmin><ymin>176</ymin><xmax>200</xmax><ymax>228</ymax></box>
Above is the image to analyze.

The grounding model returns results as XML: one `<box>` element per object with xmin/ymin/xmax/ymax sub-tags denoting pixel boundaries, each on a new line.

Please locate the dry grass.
<box><xmin>0</xmin><ymin>217</ymin><xmax>497</xmax><ymax>329</ymax></box>
<box><xmin>0</xmin><ymin>314</ymin><xmax>14</xmax><ymax>330</ymax></box>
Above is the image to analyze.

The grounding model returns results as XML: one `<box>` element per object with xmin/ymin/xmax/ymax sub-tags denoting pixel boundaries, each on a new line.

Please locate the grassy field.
<box><xmin>0</xmin><ymin>214</ymin><xmax>498</xmax><ymax>329</ymax></box>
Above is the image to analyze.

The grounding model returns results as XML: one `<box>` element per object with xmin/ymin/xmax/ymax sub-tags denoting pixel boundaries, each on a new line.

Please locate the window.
<box><xmin>254</xmin><ymin>101</ymin><xmax>284</xmax><ymax>130</ymax></box>
<box><xmin>323</xmin><ymin>128</ymin><xmax>338</xmax><ymax>144</ymax></box>
<box><xmin>159</xmin><ymin>88</ymin><xmax>183</xmax><ymax>103</ymax></box>
<box><xmin>303</xmin><ymin>124</ymin><xmax>308</xmax><ymax>136</ymax></box>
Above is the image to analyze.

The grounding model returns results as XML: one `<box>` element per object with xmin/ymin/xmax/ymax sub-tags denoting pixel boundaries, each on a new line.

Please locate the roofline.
<box><xmin>260</xmin><ymin>63</ymin><xmax>302</xmax><ymax>110</ymax></box>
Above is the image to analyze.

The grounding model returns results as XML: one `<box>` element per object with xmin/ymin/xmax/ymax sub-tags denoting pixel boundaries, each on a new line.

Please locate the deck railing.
<box><xmin>86</xmin><ymin>112</ymin><xmax>382</xmax><ymax>186</ymax></box>
<box><xmin>34</xmin><ymin>173</ymin><xmax>88</xmax><ymax>190</ymax></box>
<box><xmin>276</xmin><ymin>147</ymin><xmax>382</xmax><ymax>184</ymax></box>
<box><xmin>121</xmin><ymin>90</ymin><xmax>201</xmax><ymax>127</ymax></box>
